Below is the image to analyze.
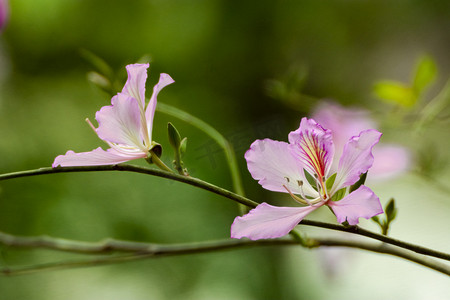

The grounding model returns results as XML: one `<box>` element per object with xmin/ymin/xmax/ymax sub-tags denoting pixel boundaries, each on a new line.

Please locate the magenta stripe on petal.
<box><xmin>288</xmin><ymin>118</ymin><xmax>334</xmax><ymax>179</ymax></box>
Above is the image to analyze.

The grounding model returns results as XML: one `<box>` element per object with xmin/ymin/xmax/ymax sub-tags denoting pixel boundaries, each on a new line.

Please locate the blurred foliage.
<box><xmin>373</xmin><ymin>55</ymin><xmax>437</xmax><ymax>107</ymax></box>
<box><xmin>1</xmin><ymin>0</ymin><xmax>450</xmax><ymax>299</ymax></box>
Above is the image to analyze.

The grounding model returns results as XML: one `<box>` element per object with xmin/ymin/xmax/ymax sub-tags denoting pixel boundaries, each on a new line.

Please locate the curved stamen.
<box><xmin>283</xmin><ymin>185</ymin><xmax>322</xmax><ymax>206</ymax></box>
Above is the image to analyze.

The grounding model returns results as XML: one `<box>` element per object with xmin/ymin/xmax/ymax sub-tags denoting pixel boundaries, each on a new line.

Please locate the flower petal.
<box><xmin>52</xmin><ymin>147</ymin><xmax>146</xmax><ymax>167</ymax></box>
<box><xmin>333</xmin><ymin>129</ymin><xmax>382</xmax><ymax>191</ymax></box>
<box><xmin>288</xmin><ymin>117</ymin><xmax>334</xmax><ymax>179</ymax></box>
<box><xmin>245</xmin><ymin>139</ymin><xmax>317</xmax><ymax>196</ymax></box>
<box><xmin>95</xmin><ymin>93</ymin><xmax>143</xmax><ymax>148</ymax></box>
<box><xmin>231</xmin><ymin>202</ymin><xmax>319</xmax><ymax>240</ymax></box>
<box><xmin>121</xmin><ymin>63</ymin><xmax>149</xmax><ymax>108</ymax></box>
<box><xmin>370</xmin><ymin>145</ymin><xmax>411</xmax><ymax>180</ymax></box>
<box><xmin>312</xmin><ymin>101</ymin><xmax>377</xmax><ymax>173</ymax></box>
<box><xmin>145</xmin><ymin>73</ymin><xmax>175</xmax><ymax>138</ymax></box>
<box><xmin>328</xmin><ymin>186</ymin><xmax>383</xmax><ymax>225</ymax></box>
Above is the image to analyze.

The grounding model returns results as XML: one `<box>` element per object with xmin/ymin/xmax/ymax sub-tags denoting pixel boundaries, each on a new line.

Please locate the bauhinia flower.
<box><xmin>231</xmin><ymin>117</ymin><xmax>383</xmax><ymax>240</ymax></box>
<box><xmin>312</xmin><ymin>101</ymin><xmax>410</xmax><ymax>180</ymax></box>
<box><xmin>53</xmin><ymin>64</ymin><xmax>174</xmax><ymax>167</ymax></box>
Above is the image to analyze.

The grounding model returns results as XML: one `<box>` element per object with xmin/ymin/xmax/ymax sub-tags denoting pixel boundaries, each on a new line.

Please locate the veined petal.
<box><xmin>328</xmin><ymin>186</ymin><xmax>382</xmax><ymax>225</ymax></box>
<box><xmin>52</xmin><ymin>147</ymin><xmax>147</xmax><ymax>167</ymax></box>
<box><xmin>288</xmin><ymin>118</ymin><xmax>334</xmax><ymax>180</ymax></box>
<box><xmin>245</xmin><ymin>139</ymin><xmax>317</xmax><ymax>196</ymax></box>
<box><xmin>121</xmin><ymin>63</ymin><xmax>149</xmax><ymax>108</ymax></box>
<box><xmin>312</xmin><ymin>101</ymin><xmax>377</xmax><ymax>173</ymax></box>
<box><xmin>95</xmin><ymin>93</ymin><xmax>143</xmax><ymax>149</ymax></box>
<box><xmin>231</xmin><ymin>202</ymin><xmax>320</xmax><ymax>240</ymax></box>
<box><xmin>333</xmin><ymin>129</ymin><xmax>382</xmax><ymax>191</ymax></box>
<box><xmin>145</xmin><ymin>73</ymin><xmax>175</xmax><ymax>139</ymax></box>
<box><xmin>370</xmin><ymin>145</ymin><xmax>410</xmax><ymax>180</ymax></box>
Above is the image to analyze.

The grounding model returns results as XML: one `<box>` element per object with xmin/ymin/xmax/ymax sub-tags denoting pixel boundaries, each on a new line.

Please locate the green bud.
<box><xmin>180</xmin><ymin>137</ymin><xmax>188</xmax><ymax>155</ymax></box>
<box><xmin>385</xmin><ymin>198</ymin><xmax>397</xmax><ymax>222</ymax></box>
<box><xmin>167</xmin><ymin>122</ymin><xmax>182</xmax><ymax>149</ymax></box>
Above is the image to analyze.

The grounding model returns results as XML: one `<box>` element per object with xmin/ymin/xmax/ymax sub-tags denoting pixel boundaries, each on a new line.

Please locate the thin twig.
<box><xmin>0</xmin><ymin>165</ymin><xmax>449</xmax><ymax>262</ymax></box>
<box><xmin>0</xmin><ymin>235</ymin><xmax>448</xmax><ymax>276</ymax></box>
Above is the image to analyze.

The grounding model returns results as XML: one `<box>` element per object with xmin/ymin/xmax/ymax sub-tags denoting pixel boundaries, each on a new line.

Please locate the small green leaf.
<box><xmin>167</xmin><ymin>122</ymin><xmax>182</xmax><ymax>149</ymax></box>
<box><xmin>331</xmin><ymin>187</ymin><xmax>346</xmax><ymax>202</ymax></box>
<box><xmin>349</xmin><ymin>172</ymin><xmax>367</xmax><ymax>193</ymax></box>
<box><xmin>304</xmin><ymin>170</ymin><xmax>317</xmax><ymax>191</ymax></box>
<box><xmin>413</xmin><ymin>55</ymin><xmax>437</xmax><ymax>94</ymax></box>
<box><xmin>325</xmin><ymin>173</ymin><xmax>337</xmax><ymax>191</ymax></box>
<box><xmin>371</xmin><ymin>215</ymin><xmax>381</xmax><ymax>225</ymax></box>
<box><xmin>373</xmin><ymin>81</ymin><xmax>416</xmax><ymax>107</ymax></box>
<box><xmin>385</xmin><ymin>198</ymin><xmax>397</xmax><ymax>222</ymax></box>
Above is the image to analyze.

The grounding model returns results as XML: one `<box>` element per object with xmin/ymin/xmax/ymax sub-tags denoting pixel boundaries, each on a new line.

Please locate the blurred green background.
<box><xmin>1</xmin><ymin>0</ymin><xmax>449</xmax><ymax>299</ymax></box>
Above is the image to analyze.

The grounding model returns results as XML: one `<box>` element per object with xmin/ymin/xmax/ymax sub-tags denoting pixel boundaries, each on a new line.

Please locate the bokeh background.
<box><xmin>1</xmin><ymin>0</ymin><xmax>449</xmax><ymax>299</ymax></box>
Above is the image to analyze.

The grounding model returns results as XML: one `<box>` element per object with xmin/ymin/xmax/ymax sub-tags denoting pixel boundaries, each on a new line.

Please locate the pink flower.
<box><xmin>0</xmin><ymin>0</ymin><xmax>9</xmax><ymax>32</ymax></box>
<box><xmin>53</xmin><ymin>64</ymin><xmax>174</xmax><ymax>167</ymax></box>
<box><xmin>312</xmin><ymin>102</ymin><xmax>410</xmax><ymax>180</ymax></box>
<box><xmin>231</xmin><ymin>117</ymin><xmax>383</xmax><ymax>240</ymax></box>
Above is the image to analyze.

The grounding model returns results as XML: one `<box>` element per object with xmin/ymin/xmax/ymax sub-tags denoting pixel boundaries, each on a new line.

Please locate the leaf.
<box><xmin>331</xmin><ymin>187</ymin><xmax>346</xmax><ymax>202</ymax></box>
<box><xmin>304</xmin><ymin>170</ymin><xmax>318</xmax><ymax>191</ymax></box>
<box><xmin>349</xmin><ymin>172</ymin><xmax>367</xmax><ymax>193</ymax></box>
<box><xmin>371</xmin><ymin>215</ymin><xmax>381</xmax><ymax>225</ymax></box>
<box><xmin>373</xmin><ymin>80</ymin><xmax>416</xmax><ymax>107</ymax></box>
<box><xmin>385</xmin><ymin>198</ymin><xmax>397</xmax><ymax>222</ymax></box>
<box><xmin>413</xmin><ymin>55</ymin><xmax>437</xmax><ymax>94</ymax></box>
<box><xmin>325</xmin><ymin>173</ymin><xmax>337</xmax><ymax>191</ymax></box>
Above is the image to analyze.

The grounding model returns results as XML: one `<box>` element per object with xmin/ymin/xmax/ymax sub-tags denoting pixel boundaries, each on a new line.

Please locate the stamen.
<box><xmin>283</xmin><ymin>184</ymin><xmax>310</xmax><ymax>205</ymax></box>
<box><xmin>85</xmin><ymin>118</ymin><xmax>97</xmax><ymax>133</ymax></box>
<box><xmin>295</xmin><ymin>180</ymin><xmax>309</xmax><ymax>201</ymax></box>
<box><xmin>284</xmin><ymin>177</ymin><xmax>290</xmax><ymax>183</ymax></box>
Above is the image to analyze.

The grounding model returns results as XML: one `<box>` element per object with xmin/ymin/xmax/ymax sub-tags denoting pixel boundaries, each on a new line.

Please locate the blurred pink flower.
<box><xmin>0</xmin><ymin>0</ymin><xmax>9</xmax><ymax>32</ymax></box>
<box><xmin>53</xmin><ymin>64</ymin><xmax>174</xmax><ymax>167</ymax></box>
<box><xmin>312</xmin><ymin>102</ymin><xmax>410</xmax><ymax>180</ymax></box>
<box><xmin>231</xmin><ymin>117</ymin><xmax>383</xmax><ymax>240</ymax></box>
